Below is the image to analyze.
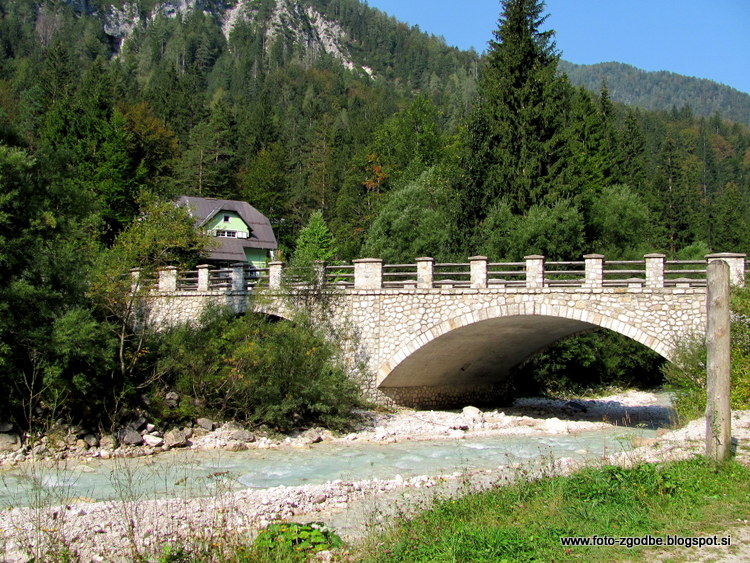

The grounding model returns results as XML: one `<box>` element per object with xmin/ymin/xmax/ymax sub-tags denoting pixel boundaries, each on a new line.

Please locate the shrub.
<box><xmin>252</xmin><ymin>522</ymin><xmax>343</xmax><ymax>559</ymax></box>
<box><xmin>151</xmin><ymin>307</ymin><xmax>363</xmax><ymax>432</ymax></box>
<box><xmin>514</xmin><ymin>330</ymin><xmax>664</xmax><ymax>397</ymax></box>
<box><xmin>663</xmin><ymin>287</ymin><xmax>750</xmax><ymax>423</ymax></box>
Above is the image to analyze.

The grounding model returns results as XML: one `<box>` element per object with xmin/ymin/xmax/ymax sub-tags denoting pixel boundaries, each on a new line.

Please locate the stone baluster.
<box><xmin>469</xmin><ymin>256</ymin><xmax>488</xmax><ymax>289</ymax></box>
<box><xmin>583</xmin><ymin>254</ymin><xmax>604</xmax><ymax>288</ymax></box>
<box><xmin>130</xmin><ymin>268</ymin><xmax>141</xmax><ymax>293</ymax></box>
<box><xmin>268</xmin><ymin>261</ymin><xmax>283</xmax><ymax>289</ymax></box>
<box><xmin>524</xmin><ymin>255</ymin><xmax>545</xmax><ymax>289</ymax></box>
<box><xmin>353</xmin><ymin>258</ymin><xmax>383</xmax><ymax>290</ymax></box>
<box><xmin>313</xmin><ymin>260</ymin><xmax>327</xmax><ymax>287</ymax></box>
<box><xmin>158</xmin><ymin>266</ymin><xmax>177</xmax><ymax>292</ymax></box>
<box><xmin>706</xmin><ymin>253</ymin><xmax>747</xmax><ymax>287</ymax></box>
<box><xmin>645</xmin><ymin>254</ymin><xmax>665</xmax><ymax>288</ymax></box>
<box><xmin>196</xmin><ymin>264</ymin><xmax>211</xmax><ymax>292</ymax></box>
<box><xmin>416</xmin><ymin>257</ymin><xmax>434</xmax><ymax>289</ymax></box>
<box><xmin>231</xmin><ymin>263</ymin><xmax>246</xmax><ymax>292</ymax></box>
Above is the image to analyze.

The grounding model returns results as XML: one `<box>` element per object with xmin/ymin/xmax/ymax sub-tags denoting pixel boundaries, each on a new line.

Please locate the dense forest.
<box><xmin>560</xmin><ymin>61</ymin><xmax>750</xmax><ymax>127</ymax></box>
<box><xmin>1</xmin><ymin>0</ymin><xmax>750</xmax><ymax>431</ymax></box>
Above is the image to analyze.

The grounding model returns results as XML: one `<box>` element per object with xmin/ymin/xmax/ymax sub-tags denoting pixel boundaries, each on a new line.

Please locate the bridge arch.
<box><xmin>375</xmin><ymin>301</ymin><xmax>674</xmax><ymax>396</ymax></box>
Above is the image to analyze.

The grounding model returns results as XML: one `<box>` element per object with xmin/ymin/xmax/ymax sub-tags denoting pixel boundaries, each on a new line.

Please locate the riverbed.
<box><xmin>4</xmin><ymin>390</ymin><xmax>743</xmax><ymax>562</ymax></box>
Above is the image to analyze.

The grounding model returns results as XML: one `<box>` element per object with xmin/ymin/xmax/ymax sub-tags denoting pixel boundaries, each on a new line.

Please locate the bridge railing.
<box><xmin>143</xmin><ymin>253</ymin><xmax>745</xmax><ymax>293</ymax></box>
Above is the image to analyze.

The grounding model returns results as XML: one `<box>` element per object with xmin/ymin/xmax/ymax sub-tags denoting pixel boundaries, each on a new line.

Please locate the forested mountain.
<box><xmin>1</xmin><ymin>0</ymin><xmax>750</xmax><ymax>429</ymax></box>
<box><xmin>559</xmin><ymin>61</ymin><xmax>750</xmax><ymax>126</ymax></box>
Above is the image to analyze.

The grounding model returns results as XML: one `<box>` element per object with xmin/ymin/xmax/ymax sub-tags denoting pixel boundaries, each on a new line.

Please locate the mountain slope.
<box><xmin>559</xmin><ymin>60</ymin><xmax>750</xmax><ymax>125</ymax></box>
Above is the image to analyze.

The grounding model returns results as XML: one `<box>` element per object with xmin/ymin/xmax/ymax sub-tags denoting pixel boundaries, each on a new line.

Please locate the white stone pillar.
<box><xmin>268</xmin><ymin>261</ymin><xmax>283</xmax><ymax>289</ymax></box>
<box><xmin>158</xmin><ymin>266</ymin><xmax>177</xmax><ymax>292</ymax></box>
<box><xmin>197</xmin><ymin>264</ymin><xmax>210</xmax><ymax>291</ymax></box>
<box><xmin>469</xmin><ymin>256</ymin><xmax>488</xmax><ymax>289</ymax></box>
<box><xmin>231</xmin><ymin>263</ymin><xmax>246</xmax><ymax>292</ymax></box>
<box><xmin>130</xmin><ymin>268</ymin><xmax>141</xmax><ymax>293</ymax></box>
<box><xmin>707</xmin><ymin>253</ymin><xmax>746</xmax><ymax>287</ymax></box>
<box><xmin>416</xmin><ymin>257</ymin><xmax>434</xmax><ymax>289</ymax></box>
<box><xmin>353</xmin><ymin>258</ymin><xmax>383</xmax><ymax>289</ymax></box>
<box><xmin>524</xmin><ymin>255</ymin><xmax>545</xmax><ymax>289</ymax></box>
<box><xmin>313</xmin><ymin>260</ymin><xmax>327</xmax><ymax>287</ymax></box>
<box><xmin>645</xmin><ymin>253</ymin><xmax>666</xmax><ymax>288</ymax></box>
<box><xmin>583</xmin><ymin>254</ymin><xmax>604</xmax><ymax>288</ymax></box>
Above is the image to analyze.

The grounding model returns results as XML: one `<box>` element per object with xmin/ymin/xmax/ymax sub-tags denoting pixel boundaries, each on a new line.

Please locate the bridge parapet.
<box><xmin>136</xmin><ymin>253</ymin><xmax>746</xmax><ymax>294</ymax></box>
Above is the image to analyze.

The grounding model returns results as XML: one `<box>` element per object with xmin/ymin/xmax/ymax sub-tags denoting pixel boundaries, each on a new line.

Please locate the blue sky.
<box><xmin>365</xmin><ymin>0</ymin><xmax>750</xmax><ymax>95</ymax></box>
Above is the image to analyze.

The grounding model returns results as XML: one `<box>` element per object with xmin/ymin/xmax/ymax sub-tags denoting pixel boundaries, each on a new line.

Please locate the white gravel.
<box><xmin>1</xmin><ymin>392</ymin><xmax>748</xmax><ymax>562</ymax></box>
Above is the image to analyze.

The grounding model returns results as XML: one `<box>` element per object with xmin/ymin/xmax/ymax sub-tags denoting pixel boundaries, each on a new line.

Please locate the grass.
<box><xmin>354</xmin><ymin>456</ymin><xmax>750</xmax><ymax>562</ymax></box>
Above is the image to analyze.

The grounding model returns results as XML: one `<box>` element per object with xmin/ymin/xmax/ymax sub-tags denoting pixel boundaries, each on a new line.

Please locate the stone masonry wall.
<box><xmin>144</xmin><ymin>285</ymin><xmax>707</xmax><ymax>407</ymax></box>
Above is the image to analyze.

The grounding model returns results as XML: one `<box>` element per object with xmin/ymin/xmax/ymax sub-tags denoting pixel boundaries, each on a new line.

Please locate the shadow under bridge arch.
<box><xmin>376</xmin><ymin>313</ymin><xmax>668</xmax><ymax>409</ymax></box>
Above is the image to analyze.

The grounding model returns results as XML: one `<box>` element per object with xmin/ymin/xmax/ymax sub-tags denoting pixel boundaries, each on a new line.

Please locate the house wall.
<box><xmin>205</xmin><ymin>211</ymin><xmax>249</xmax><ymax>235</ymax></box>
<box><xmin>244</xmin><ymin>248</ymin><xmax>269</xmax><ymax>269</ymax></box>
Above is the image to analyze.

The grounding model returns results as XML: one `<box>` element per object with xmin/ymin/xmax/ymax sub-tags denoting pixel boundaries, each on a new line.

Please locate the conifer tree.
<box><xmin>461</xmin><ymin>0</ymin><xmax>572</xmax><ymax>227</ymax></box>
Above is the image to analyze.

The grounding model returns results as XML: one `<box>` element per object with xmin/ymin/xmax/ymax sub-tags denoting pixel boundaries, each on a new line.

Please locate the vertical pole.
<box><xmin>706</xmin><ymin>260</ymin><xmax>732</xmax><ymax>462</ymax></box>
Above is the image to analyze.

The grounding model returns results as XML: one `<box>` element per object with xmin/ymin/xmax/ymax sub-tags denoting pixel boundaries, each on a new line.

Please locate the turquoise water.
<box><xmin>0</xmin><ymin>427</ymin><xmax>649</xmax><ymax>508</ymax></box>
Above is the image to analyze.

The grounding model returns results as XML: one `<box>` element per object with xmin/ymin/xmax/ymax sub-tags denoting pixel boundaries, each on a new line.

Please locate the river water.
<box><xmin>0</xmin><ymin>425</ymin><xmax>653</xmax><ymax>508</ymax></box>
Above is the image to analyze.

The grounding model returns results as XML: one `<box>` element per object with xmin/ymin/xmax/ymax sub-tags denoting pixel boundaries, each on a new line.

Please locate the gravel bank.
<box><xmin>1</xmin><ymin>392</ymin><xmax>748</xmax><ymax>561</ymax></box>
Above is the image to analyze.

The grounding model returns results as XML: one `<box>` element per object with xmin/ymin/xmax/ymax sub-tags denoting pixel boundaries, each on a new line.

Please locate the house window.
<box><xmin>223</xmin><ymin>215</ymin><xmax>231</xmax><ymax>222</ymax></box>
<box><xmin>216</xmin><ymin>230</ymin><xmax>237</xmax><ymax>238</ymax></box>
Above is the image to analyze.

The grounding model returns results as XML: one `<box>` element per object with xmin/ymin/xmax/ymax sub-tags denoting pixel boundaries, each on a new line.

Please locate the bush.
<box><xmin>514</xmin><ymin>330</ymin><xmax>664</xmax><ymax>397</ymax></box>
<box><xmin>151</xmin><ymin>308</ymin><xmax>363</xmax><ymax>432</ymax></box>
<box><xmin>252</xmin><ymin>522</ymin><xmax>343</xmax><ymax>559</ymax></box>
<box><xmin>663</xmin><ymin>287</ymin><xmax>750</xmax><ymax>423</ymax></box>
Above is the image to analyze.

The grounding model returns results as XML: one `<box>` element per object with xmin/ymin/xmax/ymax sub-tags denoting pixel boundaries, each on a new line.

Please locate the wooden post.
<box><xmin>706</xmin><ymin>259</ymin><xmax>732</xmax><ymax>462</ymax></box>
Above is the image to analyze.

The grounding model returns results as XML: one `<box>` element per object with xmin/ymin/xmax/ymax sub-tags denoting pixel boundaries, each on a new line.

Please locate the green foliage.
<box><xmin>588</xmin><ymin>184</ymin><xmax>652</xmax><ymax>256</ymax></box>
<box><xmin>360</xmin><ymin>457</ymin><xmax>750</xmax><ymax>562</ymax></box>
<box><xmin>480</xmin><ymin>199</ymin><xmax>585</xmax><ymax>260</ymax></box>
<box><xmin>515</xmin><ymin>330</ymin><xmax>664</xmax><ymax>397</ymax></box>
<box><xmin>152</xmin><ymin>309</ymin><xmax>362</xmax><ymax>432</ymax></box>
<box><xmin>560</xmin><ymin>60</ymin><xmax>750</xmax><ymax>127</ymax></box>
<box><xmin>291</xmin><ymin>210</ymin><xmax>338</xmax><ymax>268</ymax></box>
<box><xmin>664</xmin><ymin>287</ymin><xmax>750</xmax><ymax>423</ymax></box>
<box><xmin>461</xmin><ymin>0</ymin><xmax>573</xmax><ymax>225</ymax></box>
<box><xmin>362</xmin><ymin>166</ymin><xmax>458</xmax><ymax>262</ymax></box>
<box><xmin>252</xmin><ymin>522</ymin><xmax>343</xmax><ymax>559</ymax></box>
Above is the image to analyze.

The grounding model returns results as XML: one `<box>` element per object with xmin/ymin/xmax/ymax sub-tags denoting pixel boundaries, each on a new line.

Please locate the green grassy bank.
<box><xmin>351</xmin><ymin>457</ymin><xmax>749</xmax><ymax>562</ymax></box>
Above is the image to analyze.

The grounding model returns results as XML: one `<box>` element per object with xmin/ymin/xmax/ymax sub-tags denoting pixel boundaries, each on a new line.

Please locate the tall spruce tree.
<box><xmin>461</xmin><ymin>0</ymin><xmax>572</xmax><ymax>228</ymax></box>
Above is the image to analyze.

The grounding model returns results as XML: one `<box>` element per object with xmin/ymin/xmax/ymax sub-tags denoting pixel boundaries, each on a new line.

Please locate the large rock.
<box><xmin>99</xmin><ymin>434</ymin><xmax>117</xmax><ymax>449</ymax></box>
<box><xmin>462</xmin><ymin>406</ymin><xmax>485</xmax><ymax>425</ymax></box>
<box><xmin>0</xmin><ymin>422</ymin><xmax>13</xmax><ymax>433</ymax></box>
<box><xmin>143</xmin><ymin>434</ymin><xmax>164</xmax><ymax>447</ymax></box>
<box><xmin>0</xmin><ymin>433</ymin><xmax>20</xmax><ymax>452</ymax></box>
<box><xmin>196</xmin><ymin>418</ymin><xmax>215</xmax><ymax>431</ymax></box>
<box><xmin>117</xmin><ymin>427</ymin><xmax>143</xmax><ymax>446</ymax></box>
<box><xmin>164</xmin><ymin>429</ymin><xmax>188</xmax><ymax>448</ymax></box>
<box><xmin>229</xmin><ymin>429</ymin><xmax>256</xmax><ymax>443</ymax></box>
<box><xmin>164</xmin><ymin>391</ymin><xmax>180</xmax><ymax>408</ymax></box>
<box><xmin>83</xmin><ymin>434</ymin><xmax>99</xmax><ymax>448</ymax></box>
<box><xmin>299</xmin><ymin>428</ymin><xmax>323</xmax><ymax>444</ymax></box>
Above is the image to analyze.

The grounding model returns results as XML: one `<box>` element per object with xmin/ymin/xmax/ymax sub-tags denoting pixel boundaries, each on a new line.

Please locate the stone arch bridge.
<box><xmin>140</xmin><ymin>253</ymin><xmax>746</xmax><ymax>407</ymax></box>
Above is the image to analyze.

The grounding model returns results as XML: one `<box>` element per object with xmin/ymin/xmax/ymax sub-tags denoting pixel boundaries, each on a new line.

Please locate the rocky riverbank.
<box><xmin>1</xmin><ymin>392</ymin><xmax>747</xmax><ymax>561</ymax></box>
<box><xmin>0</xmin><ymin>390</ymin><xmax>670</xmax><ymax>467</ymax></box>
